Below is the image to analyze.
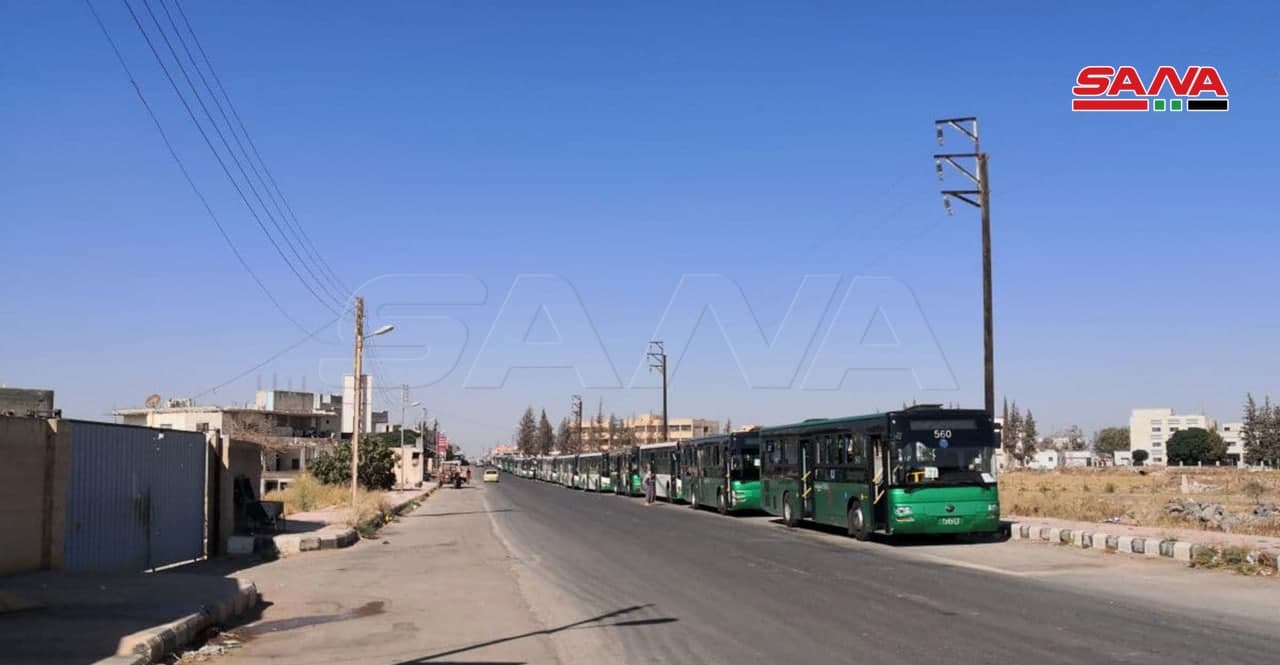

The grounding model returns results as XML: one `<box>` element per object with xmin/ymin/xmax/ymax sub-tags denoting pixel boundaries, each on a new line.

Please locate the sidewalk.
<box><xmin>0</xmin><ymin>571</ymin><xmax>257</xmax><ymax>665</ymax></box>
<box><xmin>214</xmin><ymin>483</ymin><xmax>565</xmax><ymax>664</ymax></box>
<box><xmin>246</xmin><ymin>488</ymin><xmax>433</xmax><ymax>556</ymax></box>
<box><xmin>1007</xmin><ymin>513</ymin><xmax>1280</xmax><ymax>572</ymax></box>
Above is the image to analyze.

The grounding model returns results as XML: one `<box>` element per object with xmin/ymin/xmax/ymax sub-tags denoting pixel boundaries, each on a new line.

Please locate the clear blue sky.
<box><xmin>3</xmin><ymin>1</ymin><xmax>1278</xmax><ymax>454</ymax></box>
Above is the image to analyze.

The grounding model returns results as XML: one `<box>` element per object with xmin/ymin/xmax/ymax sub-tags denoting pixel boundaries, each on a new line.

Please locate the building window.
<box><xmin>291</xmin><ymin>459</ymin><xmax>300</xmax><ymax>471</ymax></box>
<box><xmin>1151</xmin><ymin>427</ymin><xmax>1161</xmax><ymax>432</ymax></box>
<box><xmin>1153</xmin><ymin>456</ymin><xmax>1163</xmax><ymax>463</ymax></box>
<box><xmin>1153</xmin><ymin>441</ymin><xmax>1162</xmax><ymax>448</ymax></box>
<box><xmin>195</xmin><ymin>422</ymin><xmax>209</xmax><ymax>433</ymax></box>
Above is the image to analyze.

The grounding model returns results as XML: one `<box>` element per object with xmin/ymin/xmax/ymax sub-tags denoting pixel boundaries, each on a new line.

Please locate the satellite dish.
<box><xmin>145</xmin><ymin>394</ymin><xmax>162</xmax><ymax>409</ymax></box>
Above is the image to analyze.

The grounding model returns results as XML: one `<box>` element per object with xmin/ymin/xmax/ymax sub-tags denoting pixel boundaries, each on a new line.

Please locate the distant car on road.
<box><xmin>483</xmin><ymin>468</ymin><xmax>500</xmax><ymax>483</ymax></box>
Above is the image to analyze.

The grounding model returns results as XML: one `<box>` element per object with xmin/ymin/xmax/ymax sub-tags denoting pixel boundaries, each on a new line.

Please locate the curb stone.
<box><xmin>271</xmin><ymin>487</ymin><xmax>435</xmax><ymax>556</ymax></box>
<box><xmin>96</xmin><ymin>580</ymin><xmax>258</xmax><ymax>665</ymax></box>
<box><xmin>1010</xmin><ymin>521</ymin><xmax>1280</xmax><ymax>575</ymax></box>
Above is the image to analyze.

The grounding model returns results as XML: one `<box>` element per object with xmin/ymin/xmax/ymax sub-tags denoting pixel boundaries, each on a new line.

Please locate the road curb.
<box><xmin>270</xmin><ymin>487</ymin><xmax>436</xmax><ymax>556</ymax></box>
<box><xmin>96</xmin><ymin>578</ymin><xmax>259</xmax><ymax>665</ymax></box>
<box><xmin>1010</xmin><ymin>520</ymin><xmax>1280</xmax><ymax>575</ymax></box>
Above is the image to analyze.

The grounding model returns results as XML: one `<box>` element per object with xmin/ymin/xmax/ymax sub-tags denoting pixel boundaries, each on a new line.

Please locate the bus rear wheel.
<box><xmin>689</xmin><ymin>488</ymin><xmax>699</xmax><ymax>509</ymax></box>
<box><xmin>847</xmin><ymin>503</ymin><xmax>869</xmax><ymax>541</ymax></box>
<box><xmin>783</xmin><ymin>492</ymin><xmax>797</xmax><ymax>527</ymax></box>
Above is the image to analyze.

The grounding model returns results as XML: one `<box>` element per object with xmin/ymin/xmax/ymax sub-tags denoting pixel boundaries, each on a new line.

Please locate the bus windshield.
<box><xmin>893</xmin><ymin>440</ymin><xmax>994</xmax><ymax>486</ymax></box>
<box><xmin>730</xmin><ymin>452</ymin><xmax>760</xmax><ymax>480</ymax></box>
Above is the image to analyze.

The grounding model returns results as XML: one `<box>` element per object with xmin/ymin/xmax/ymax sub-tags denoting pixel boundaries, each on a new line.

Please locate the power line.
<box><xmin>85</xmin><ymin>0</ymin><xmax>310</xmax><ymax>334</ymax></box>
<box><xmin>188</xmin><ymin>314</ymin><xmax>342</xmax><ymax>400</ymax></box>
<box><xmin>120</xmin><ymin>0</ymin><xmax>343</xmax><ymax>315</ymax></box>
<box><xmin>155</xmin><ymin>0</ymin><xmax>350</xmax><ymax>304</ymax></box>
<box><xmin>168</xmin><ymin>0</ymin><xmax>352</xmax><ymax>300</ymax></box>
<box><xmin>137</xmin><ymin>0</ymin><xmax>344</xmax><ymax>311</ymax></box>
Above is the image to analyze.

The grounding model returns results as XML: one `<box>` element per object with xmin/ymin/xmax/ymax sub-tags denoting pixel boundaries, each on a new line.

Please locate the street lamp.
<box><xmin>351</xmin><ymin>296</ymin><xmax>394</xmax><ymax>508</ymax></box>
<box><xmin>400</xmin><ymin>398</ymin><xmax>421</xmax><ymax>489</ymax></box>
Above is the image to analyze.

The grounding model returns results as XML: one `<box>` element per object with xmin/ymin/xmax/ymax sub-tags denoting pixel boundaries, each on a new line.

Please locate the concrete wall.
<box><xmin>0</xmin><ymin>417</ymin><xmax>69</xmax><ymax>575</ymax></box>
<box><xmin>255</xmin><ymin>390</ymin><xmax>315</xmax><ymax>413</ymax></box>
<box><xmin>0</xmin><ymin>388</ymin><xmax>55</xmax><ymax>417</ymax></box>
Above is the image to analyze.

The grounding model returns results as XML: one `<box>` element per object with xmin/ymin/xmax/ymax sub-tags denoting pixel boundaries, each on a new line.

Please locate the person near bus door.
<box><xmin>643</xmin><ymin>467</ymin><xmax>656</xmax><ymax>505</ymax></box>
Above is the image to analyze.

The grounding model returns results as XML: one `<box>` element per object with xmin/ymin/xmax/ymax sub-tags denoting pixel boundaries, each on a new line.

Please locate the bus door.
<box><xmin>869</xmin><ymin>435</ymin><xmax>888</xmax><ymax>530</ymax></box>
<box><xmin>800</xmin><ymin>440</ymin><xmax>814</xmax><ymax>518</ymax></box>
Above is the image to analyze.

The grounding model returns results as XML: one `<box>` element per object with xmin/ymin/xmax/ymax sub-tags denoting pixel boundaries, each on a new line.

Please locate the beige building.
<box><xmin>1218</xmin><ymin>421</ymin><xmax>1246</xmax><ymax>465</ymax></box>
<box><xmin>1128</xmin><ymin>408</ymin><xmax>1214</xmax><ymax>466</ymax></box>
<box><xmin>115</xmin><ymin>391</ymin><xmax>344</xmax><ymax>493</ymax></box>
<box><xmin>580</xmin><ymin>413</ymin><xmax>721</xmax><ymax>446</ymax></box>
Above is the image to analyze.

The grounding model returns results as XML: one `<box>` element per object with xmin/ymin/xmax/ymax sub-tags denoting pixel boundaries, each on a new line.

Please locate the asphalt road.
<box><xmin>487</xmin><ymin>474</ymin><xmax>1279</xmax><ymax>665</ymax></box>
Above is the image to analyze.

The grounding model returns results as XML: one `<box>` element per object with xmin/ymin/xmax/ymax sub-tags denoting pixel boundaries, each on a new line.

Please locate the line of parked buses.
<box><xmin>493</xmin><ymin>405</ymin><xmax>1002</xmax><ymax>540</ymax></box>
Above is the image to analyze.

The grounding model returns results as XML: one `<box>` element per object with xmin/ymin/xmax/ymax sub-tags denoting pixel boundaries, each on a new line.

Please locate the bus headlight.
<box><xmin>894</xmin><ymin>506</ymin><xmax>913</xmax><ymax>517</ymax></box>
<box><xmin>987</xmin><ymin>503</ymin><xmax>999</xmax><ymax>513</ymax></box>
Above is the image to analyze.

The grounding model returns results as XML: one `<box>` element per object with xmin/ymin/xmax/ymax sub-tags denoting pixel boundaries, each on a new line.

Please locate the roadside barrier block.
<box><xmin>1079</xmin><ymin>531</ymin><xmax>1093</xmax><ymax>549</ymax></box>
<box><xmin>1131</xmin><ymin>537</ymin><xmax>1146</xmax><ymax>555</ymax></box>
<box><xmin>1172</xmin><ymin>541</ymin><xmax>1194</xmax><ymax>562</ymax></box>
<box><xmin>1117</xmin><ymin>536</ymin><xmax>1133</xmax><ymax>553</ymax></box>
<box><xmin>1059</xmin><ymin>529</ymin><xmax>1073</xmax><ymax>545</ymax></box>
<box><xmin>1039</xmin><ymin>527</ymin><xmax>1052</xmax><ymax>541</ymax></box>
<box><xmin>1047</xmin><ymin>527</ymin><xmax>1062</xmax><ymax>543</ymax></box>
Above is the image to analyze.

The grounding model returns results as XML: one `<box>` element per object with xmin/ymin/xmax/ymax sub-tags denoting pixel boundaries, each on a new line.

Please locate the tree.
<box><xmin>1094</xmin><ymin>427</ymin><xmax>1130</xmax><ymax>457</ymax></box>
<box><xmin>1132</xmin><ymin>449</ymin><xmax>1149</xmax><ymax>466</ymax></box>
<box><xmin>591</xmin><ymin>399</ymin><xmax>606</xmax><ymax>450</ymax></box>
<box><xmin>724</xmin><ymin>418</ymin><xmax>733</xmax><ymax>434</ymax></box>
<box><xmin>1255</xmin><ymin>395</ymin><xmax>1280</xmax><ymax>466</ymax></box>
<box><xmin>1004</xmin><ymin>401</ymin><xmax>1022</xmax><ymax>458</ymax></box>
<box><xmin>1166</xmin><ymin>427</ymin><xmax>1227</xmax><ymax>465</ymax></box>
<box><xmin>309</xmin><ymin>439</ymin><xmax>397</xmax><ymax>490</ymax></box>
<box><xmin>1242</xmin><ymin>393</ymin><xmax>1262</xmax><ymax>465</ymax></box>
<box><xmin>1064</xmin><ymin>425</ymin><xmax>1086</xmax><ymax>451</ymax></box>
<box><xmin>535</xmin><ymin>410</ymin><xmax>555</xmax><ymax>455</ymax></box>
<box><xmin>516</xmin><ymin>407</ymin><xmax>537</xmax><ymax>453</ymax></box>
<box><xmin>1021</xmin><ymin>409</ymin><xmax>1038</xmax><ymax>459</ymax></box>
<box><xmin>607</xmin><ymin>415</ymin><xmax>622</xmax><ymax>449</ymax></box>
<box><xmin>555</xmin><ymin>417</ymin><xmax>574</xmax><ymax>453</ymax></box>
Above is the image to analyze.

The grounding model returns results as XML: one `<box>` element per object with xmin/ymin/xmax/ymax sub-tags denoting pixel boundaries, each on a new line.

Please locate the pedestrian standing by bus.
<box><xmin>643</xmin><ymin>468</ymin><xmax>656</xmax><ymax>505</ymax></box>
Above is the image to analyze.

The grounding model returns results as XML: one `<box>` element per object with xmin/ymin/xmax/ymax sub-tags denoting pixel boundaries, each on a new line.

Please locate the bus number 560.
<box><xmin>933</xmin><ymin>429</ymin><xmax>952</xmax><ymax>439</ymax></box>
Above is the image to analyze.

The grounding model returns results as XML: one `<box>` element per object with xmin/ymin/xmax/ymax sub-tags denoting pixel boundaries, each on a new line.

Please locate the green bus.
<box><xmin>681</xmin><ymin>431</ymin><xmax>763</xmax><ymax>514</ymax></box>
<box><xmin>760</xmin><ymin>406</ymin><xmax>999</xmax><ymax>539</ymax></box>
<box><xmin>639</xmin><ymin>442</ymin><xmax>682</xmax><ymax>501</ymax></box>
<box><xmin>610</xmin><ymin>446</ymin><xmax>642</xmax><ymax>496</ymax></box>
<box><xmin>575</xmin><ymin>452</ymin><xmax>611</xmax><ymax>491</ymax></box>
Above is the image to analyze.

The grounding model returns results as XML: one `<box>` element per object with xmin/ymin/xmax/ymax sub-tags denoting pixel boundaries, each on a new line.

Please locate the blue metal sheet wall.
<box><xmin>63</xmin><ymin>421</ymin><xmax>206</xmax><ymax>572</ymax></box>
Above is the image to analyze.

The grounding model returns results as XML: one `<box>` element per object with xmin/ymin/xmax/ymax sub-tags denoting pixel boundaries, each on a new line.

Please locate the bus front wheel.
<box><xmin>847</xmin><ymin>503</ymin><xmax>869</xmax><ymax>541</ymax></box>
<box><xmin>783</xmin><ymin>492</ymin><xmax>797</xmax><ymax>527</ymax></box>
<box><xmin>717</xmin><ymin>489</ymin><xmax>728</xmax><ymax>515</ymax></box>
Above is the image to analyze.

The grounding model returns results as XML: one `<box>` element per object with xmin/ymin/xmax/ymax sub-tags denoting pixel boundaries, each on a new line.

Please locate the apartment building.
<box><xmin>1128</xmin><ymin>408</ymin><xmax>1214</xmax><ymax>466</ymax></box>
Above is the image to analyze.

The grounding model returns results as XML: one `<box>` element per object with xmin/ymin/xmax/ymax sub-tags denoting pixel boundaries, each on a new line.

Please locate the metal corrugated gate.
<box><xmin>63</xmin><ymin>420</ymin><xmax>206</xmax><ymax>572</ymax></box>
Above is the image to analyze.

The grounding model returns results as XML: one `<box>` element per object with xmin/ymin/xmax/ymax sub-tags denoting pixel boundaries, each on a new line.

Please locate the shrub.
<box><xmin>309</xmin><ymin>439</ymin><xmax>398</xmax><ymax>490</ymax></box>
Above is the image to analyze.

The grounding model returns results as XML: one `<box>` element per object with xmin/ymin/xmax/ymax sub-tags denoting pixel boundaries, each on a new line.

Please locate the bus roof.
<box><xmin>760</xmin><ymin>408</ymin><xmax>989</xmax><ymax>435</ymax></box>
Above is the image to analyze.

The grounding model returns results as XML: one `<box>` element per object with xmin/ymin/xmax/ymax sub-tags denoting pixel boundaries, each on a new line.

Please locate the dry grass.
<box><xmin>263</xmin><ymin>474</ymin><xmax>390</xmax><ymax>527</ymax></box>
<box><xmin>999</xmin><ymin>468</ymin><xmax>1280</xmax><ymax>537</ymax></box>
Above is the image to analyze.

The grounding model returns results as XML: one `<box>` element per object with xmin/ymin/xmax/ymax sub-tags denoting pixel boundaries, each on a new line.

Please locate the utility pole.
<box><xmin>934</xmin><ymin>117</ymin><xmax>994</xmax><ymax>417</ymax></box>
<box><xmin>350</xmin><ymin>297</ymin><xmax>365</xmax><ymax>508</ymax></box>
<box><xmin>570</xmin><ymin>394</ymin><xmax>583</xmax><ymax>453</ymax></box>
<box><xmin>647</xmin><ymin>341</ymin><xmax>669</xmax><ymax>441</ymax></box>
<box><xmin>399</xmin><ymin>385</ymin><xmax>420</xmax><ymax>490</ymax></box>
<box><xmin>350</xmin><ymin>296</ymin><xmax>394</xmax><ymax>508</ymax></box>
